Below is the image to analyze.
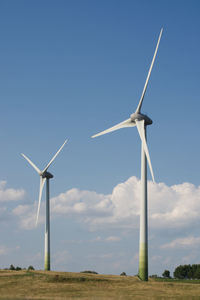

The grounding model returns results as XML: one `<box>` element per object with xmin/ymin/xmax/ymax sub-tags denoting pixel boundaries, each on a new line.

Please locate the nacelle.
<box><xmin>130</xmin><ymin>112</ymin><xmax>153</xmax><ymax>126</ymax></box>
<box><xmin>42</xmin><ymin>171</ymin><xmax>54</xmax><ymax>179</ymax></box>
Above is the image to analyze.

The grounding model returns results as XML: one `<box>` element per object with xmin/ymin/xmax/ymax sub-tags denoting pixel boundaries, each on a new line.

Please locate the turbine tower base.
<box><xmin>138</xmin><ymin>243</ymin><xmax>148</xmax><ymax>281</ymax></box>
<box><xmin>138</xmin><ymin>125</ymin><xmax>148</xmax><ymax>281</ymax></box>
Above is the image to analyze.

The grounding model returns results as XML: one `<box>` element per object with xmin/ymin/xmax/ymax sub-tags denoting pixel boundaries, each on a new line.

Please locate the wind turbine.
<box><xmin>91</xmin><ymin>29</ymin><xmax>163</xmax><ymax>281</ymax></box>
<box><xmin>21</xmin><ymin>139</ymin><xmax>68</xmax><ymax>271</ymax></box>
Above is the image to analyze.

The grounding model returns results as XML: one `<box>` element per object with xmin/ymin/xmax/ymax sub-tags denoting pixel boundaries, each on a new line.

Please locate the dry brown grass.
<box><xmin>0</xmin><ymin>270</ymin><xmax>200</xmax><ymax>299</ymax></box>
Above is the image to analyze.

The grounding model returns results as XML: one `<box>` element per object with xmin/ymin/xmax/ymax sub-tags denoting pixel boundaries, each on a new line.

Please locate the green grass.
<box><xmin>153</xmin><ymin>277</ymin><xmax>200</xmax><ymax>284</ymax></box>
<box><xmin>46</xmin><ymin>274</ymin><xmax>108</xmax><ymax>283</ymax></box>
<box><xmin>1</xmin><ymin>270</ymin><xmax>200</xmax><ymax>299</ymax></box>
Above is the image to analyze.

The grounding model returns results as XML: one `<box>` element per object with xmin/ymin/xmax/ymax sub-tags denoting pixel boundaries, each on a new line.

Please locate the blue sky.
<box><xmin>0</xmin><ymin>0</ymin><xmax>200</xmax><ymax>276</ymax></box>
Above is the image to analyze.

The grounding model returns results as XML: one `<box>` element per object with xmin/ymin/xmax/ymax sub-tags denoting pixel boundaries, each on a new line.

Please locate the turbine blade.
<box><xmin>135</xmin><ymin>120</ymin><xmax>155</xmax><ymax>182</ymax></box>
<box><xmin>42</xmin><ymin>139</ymin><xmax>68</xmax><ymax>173</ymax></box>
<box><xmin>21</xmin><ymin>153</ymin><xmax>41</xmax><ymax>175</ymax></box>
<box><xmin>136</xmin><ymin>28</ymin><xmax>163</xmax><ymax>113</ymax></box>
<box><xmin>91</xmin><ymin>118</ymin><xmax>136</xmax><ymax>138</ymax></box>
<box><xmin>36</xmin><ymin>176</ymin><xmax>46</xmax><ymax>225</ymax></box>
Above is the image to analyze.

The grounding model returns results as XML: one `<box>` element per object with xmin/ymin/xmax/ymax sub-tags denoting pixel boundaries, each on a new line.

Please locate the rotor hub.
<box><xmin>42</xmin><ymin>171</ymin><xmax>53</xmax><ymax>179</ymax></box>
<box><xmin>130</xmin><ymin>112</ymin><xmax>153</xmax><ymax>126</ymax></box>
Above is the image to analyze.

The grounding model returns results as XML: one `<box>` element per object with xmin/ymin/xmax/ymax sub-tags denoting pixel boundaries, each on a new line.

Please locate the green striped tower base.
<box><xmin>44</xmin><ymin>251</ymin><xmax>50</xmax><ymax>271</ymax></box>
<box><xmin>139</xmin><ymin>243</ymin><xmax>148</xmax><ymax>281</ymax></box>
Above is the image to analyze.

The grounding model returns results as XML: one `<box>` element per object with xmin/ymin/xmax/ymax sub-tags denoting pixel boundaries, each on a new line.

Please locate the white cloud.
<box><xmin>149</xmin><ymin>181</ymin><xmax>200</xmax><ymax>228</ymax></box>
<box><xmin>14</xmin><ymin>176</ymin><xmax>200</xmax><ymax>234</ymax></box>
<box><xmin>52</xmin><ymin>250</ymin><xmax>72</xmax><ymax>266</ymax></box>
<box><xmin>0</xmin><ymin>245</ymin><xmax>20</xmax><ymax>256</ymax></box>
<box><xmin>99</xmin><ymin>253</ymin><xmax>114</xmax><ymax>259</ymax></box>
<box><xmin>50</xmin><ymin>177</ymin><xmax>200</xmax><ymax>231</ymax></box>
<box><xmin>105</xmin><ymin>236</ymin><xmax>121</xmax><ymax>242</ymax></box>
<box><xmin>0</xmin><ymin>245</ymin><xmax>9</xmax><ymax>255</ymax></box>
<box><xmin>161</xmin><ymin>236</ymin><xmax>200</xmax><ymax>249</ymax></box>
<box><xmin>10</xmin><ymin>176</ymin><xmax>200</xmax><ymax>275</ymax></box>
<box><xmin>0</xmin><ymin>181</ymin><xmax>25</xmax><ymax>202</ymax></box>
<box><xmin>0</xmin><ymin>181</ymin><xmax>26</xmax><ymax>225</ymax></box>
<box><xmin>12</xmin><ymin>202</ymin><xmax>45</xmax><ymax>230</ymax></box>
<box><xmin>51</xmin><ymin>188</ymin><xmax>113</xmax><ymax>217</ymax></box>
<box><xmin>90</xmin><ymin>236</ymin><xmax>121</xmax><ymax>242</ymax></box>
<box><xmin>50</xmin><ymin>176</ymin><xmax>140</xmax><ymax>230</ymax></box>
<box><xmin>12</xmin><ymin>204</ymin><xmax>35</xmax><ymax>229</ymax></box>
<box><xmin>13</xmin><ymin>204</ymin><xmax>32</xmax><ymax>216</ymax></box>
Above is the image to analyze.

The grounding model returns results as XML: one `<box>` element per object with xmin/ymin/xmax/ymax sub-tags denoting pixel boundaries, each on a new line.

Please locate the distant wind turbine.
<box><xmin>21</xmin><ymin>139</ymin><xmax>68</xmax><ymax>271</ymax></box>
<box><xmin>92</xmin><ymin>29</ymin><xmax>163</xmax><ymax>281</ymax></box>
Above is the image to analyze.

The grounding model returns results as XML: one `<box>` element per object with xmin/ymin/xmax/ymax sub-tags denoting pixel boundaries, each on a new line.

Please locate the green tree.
<box><xmin>150</xmin><ymin>274</ymin><xmax>158</xmax><ymax>278</ymax></box>
<box><xmin>174</xmin><ymin>264</ymin><xmax>193</xmax><ymax>279</ymax></box>
<box><xmin>28</xmin><ymin>265</ymin><xmax>34</xmax><ymax>271</ymax></box>
<box><xmin>162</xmin><ymin>270</ymin><xmax>170</xmax><ymax>278</ymax></box>
<box><xmin>191</xmin><ymin>264</ymin><xmax>198</xmax><ymax>278</ymax></box>
<box><xmin>194</xmin><ymin>265</ymin><xmax>200</xmax><ymax>279</ymax></box>
<box><xmin>9</xmin><ymin>264</ymin><xmax>15</xmax><ymax>270</ymax></box>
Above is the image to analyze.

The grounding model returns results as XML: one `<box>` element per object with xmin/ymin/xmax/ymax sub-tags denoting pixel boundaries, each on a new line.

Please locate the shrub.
<box><xmin>120</xmin><ymin>272</ymin><xmax>127</xmax><ymax>276</ymax></box>
<box><xmin>162</xmin><ymin>270</ymin><xmax>170</xmax><ymax>278</ymax></box>
<box><xmin>80</xmin><ymin>270</ymin><xmax>98</xmax><ymax>274</ymax></box>
<box><xmin>9</xmin><ymin>264</ymin><xmax>15</xmax><ymax>270</ymax></box>
<box><xmin>150</xmin><ymin>274</ymin><xmax>158</xmax><ymax>278</ymax></box>
<box><xmin>47</xmin><ymin>275</ymin><xmax>107</xmax><ymax>283</ymax></box>
<box><xmin>28</xmin><ymin>266</ymin><xmax>34</xmax><ymax>271</ymax></box>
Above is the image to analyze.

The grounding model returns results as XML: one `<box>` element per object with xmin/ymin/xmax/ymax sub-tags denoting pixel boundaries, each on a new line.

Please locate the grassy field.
<box><xmin>0</xmin><ymin>270</ymin><xmax>200</xmax><ymax>299</ymax></box>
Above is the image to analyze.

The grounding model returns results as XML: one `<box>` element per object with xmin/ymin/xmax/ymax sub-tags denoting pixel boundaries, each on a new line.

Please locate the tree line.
<box><xmin>4</xmin><ymin>264</ymin><xmax>200</xmax><ymax>279</ymax></box>
<box><xmin>4</xmin><ymin>265</ymin><xmax>35</xmax><ymax>271</ymax></box>
<box><xmin>173</xmin><ymin>264</ymin><xmax>200</xmax><ymax>279</ymax></box>
<box><xmin>160</xmin><ymin>264</ymin><xmax>200</xmax><ymax>280</ymax></box>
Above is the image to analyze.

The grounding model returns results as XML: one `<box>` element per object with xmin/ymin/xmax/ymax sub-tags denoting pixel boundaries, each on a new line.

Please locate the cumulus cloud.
<box><xmin>149</xmin><ymin>181</ymin><xmax>200</xmax><ymax>228</ymax></box>
<box><xmin>13</xmin><ymin>176</ymin><xmax>200</xmax><ymax>234</ymax></box>
<box><xmin>12</xmin><ymin>204</ymin><xmax>38</xmax><ymax>230</ymax></box>
<box><xmin>9</xmin><ymin>176</ymin><xmax>200</xmax><ymax>275</ymax></box>
<box><xmin>51</xmin><ymin>177</ymin><xmax>200</xmax><ymax>231</ymax></box>
<box><xmin>0</xmin><ymin>181</ymin><xmax>25</xmax><ymax>202</ymax></box>
<box><xmin>51</xmin><ymin>176</ymin><xmax>140</xmax><ymax>230</ymax></box>
<box><xmin>161</xmin><ymin>236</ymin><xmax>200</xmax><ymax>249</ymax></box>
<box><xmin>0</xmin><ymin>181</ymin><xmax>26</xmax><ymax>225</ymax></box>
<box><xmin>12</xmin><ymin>201</ymin><xmax>46</xmax><ymax>230</ymax></box>
<box><xmin>51</xmin><ymin>188</ymin><xmax>113</xmax><ymax>217</ymax></box>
